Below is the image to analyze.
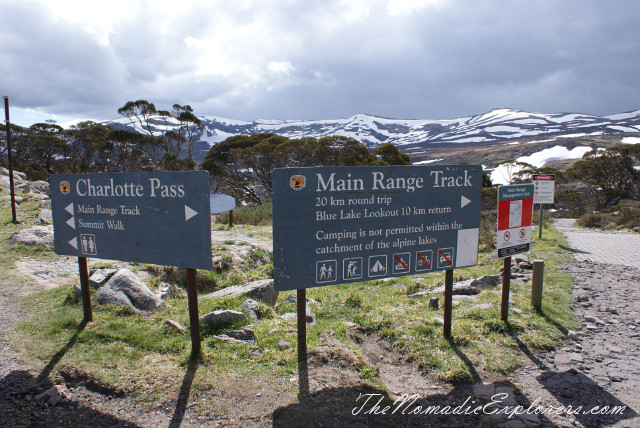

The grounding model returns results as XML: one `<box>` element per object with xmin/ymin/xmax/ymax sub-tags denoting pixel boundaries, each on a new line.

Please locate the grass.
<box><xmin>576</xmin><ymin>199</ymin><xmax>640</xmax><ymax>231</ymax></box>
<box><xmin>2</xmin><ymin>195</ymin><xmax>580</xmax><ymax>414</ymax></box>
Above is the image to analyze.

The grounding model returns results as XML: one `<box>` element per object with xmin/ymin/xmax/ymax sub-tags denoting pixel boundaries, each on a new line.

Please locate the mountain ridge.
<box><xmin>107</xmin><ymin>107</ymin><xmax>640</xmax><ymax>160</ymax></box>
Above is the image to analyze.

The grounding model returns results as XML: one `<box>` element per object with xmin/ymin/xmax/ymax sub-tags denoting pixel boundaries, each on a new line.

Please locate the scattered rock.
<box><xmin>95</xmin><ymin>269</ymin><xmax>166</xmax><ymax>312</ymax></box>
<box><xmin>30</xmin><ymin>180</ymin><xmax>50</xmax><ymax>195</ymax></box>
<box><xmin>158</xmin><ymin>282</ymin><xmax>187</xmax><ymax>300</ymax></box>
<box><xmin>277</xmin><ymin>340</ymin><xmax>292</xmax><ymax>349</ymax></box>
<box><xmin>412</xmin><ymin>275</ymin><xmax>501</xmax><ymax>297</ymax></box>
<box><xmin>164</xmin><ymin>319</ymin><xmax>186</xmax><ymax>334</ymax></box>
<box><xmin>200</xmin><ymin>279</ymin><xmax>278</xmax><ymax>306</ymax></box>
<box><xmin>227</xmin><ymin>325</ymin><xmax>255</xmax><ymax>341</ymax></box>
<box><xmin>38</xmin><ymin>209</ymin><xmax>52</xmax><ymax>224</ymax></box>
<box><xmin>282</xmin><ymin>305</ymin><xmax>316</xmax><ymax>325</ymax></box>
<box><xmin>34</xmin><ymin>385</ymin><xmax>67</xmax><ymax>406</ymax></box>
<box><xmin>88</xmin><ymin>269</ymin><xmax>117</xmax><ymax>289</ymax></box>
<box><xmin>567</xmin><ymin>330</ymin><xmax>580</xmax><ymax>341</ymax></box>
<box><xmin>200</xmin><ymin>309</ymin><xmax>246</xmax><ymax>327</ymax></box>
<box><xmin>1</xmin><ymin>194</ymin><xmax>24</xmax><ymax>204</ymax></box>
<box><xmin>240</xmin><ymin>299</ymin><xmax>259</xmax><ymax>321</ymax></box>
<box><xmin>9</xmin><ymin>226</ymin><xmax>53</xmax><ymax>246</ymax></box>
<box><xmin>470</xmin><ymin>303</ymin><xmax>493</xmax><ymax>311</ymax></box>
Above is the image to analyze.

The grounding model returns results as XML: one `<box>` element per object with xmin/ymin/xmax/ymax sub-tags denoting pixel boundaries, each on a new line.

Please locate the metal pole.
<box><xmin>531</xmin><ymin>260</ymin><xmax>544</xmax><ymax>311</ymax></box>
<box><xmin>3</xmin><ymin>96</ymin><xmax>18</xmax><ymax>224</ymax></box>
<box><xmin>78</xmin><ymin>257</ymin><xmax>92</xmax><ymax>322</ymax></box>
<box><xmin>297</xmin><ymin>288</ymin><xmax>307</xmax><ymax>366</ymax></box>
<box><xmin>186</xmin><ymin>268</ymin><xmax>201</xmax><ymax>355</ymax></box>
<box><xmin>501</xmin><ymin>257</ymin><xmax>511</xmax><ymax>321</ymax></box>
<box><xmin>443</xmin><ymin>269</ymin><xmax>453</xmax><ymax>338</ymax></box>
<box><xmin>538</xmin><ymin>203</ymin><xmax>543</xmax><ymax>239</ymax></box>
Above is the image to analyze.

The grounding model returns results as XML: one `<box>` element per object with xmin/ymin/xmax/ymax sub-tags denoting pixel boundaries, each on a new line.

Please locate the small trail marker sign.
<box><xmin>532</xmin><ymin>174</ymin><xmax>555</xmax><ymax>204</ymax></box>
<box><xmin>272</xmin><ymin>165</ymin><xmax>482</xmax><ymax>291</ymax></box>
<box><xmin>497</xmin><ymin>184</ymin><xmax>534</xmax><ymax>258</ymax></box>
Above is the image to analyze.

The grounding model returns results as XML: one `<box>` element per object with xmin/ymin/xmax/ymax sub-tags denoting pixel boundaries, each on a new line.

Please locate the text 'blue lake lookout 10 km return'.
<box><xmin>273</xmin><ymin>165</ymin><xmax>482</xmax><ymax>291</ymax></box>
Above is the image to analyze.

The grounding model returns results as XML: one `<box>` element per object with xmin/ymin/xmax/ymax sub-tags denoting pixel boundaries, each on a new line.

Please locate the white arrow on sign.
<box><xmin>461</xmin><ymin>195</ymin><xmax>471</xmax><ymax>208</ymax></box>
<box><xmin>66</xmin><ymin>217</ymin><xmax>76</xmax><ymax>229</ymax></box>
<box><xmin>65</xmin><ymin>203</ymin><xmax>74</xmax><ymax>215</ymax></box>
<box><xmin>68</xmin><ymin>237</ymin><xmax>78</xmax><ymax>250</ymax></box>
<box><xmin>185</xmin><ymin>205</ymin><xmax>198</xmax><ymax>221</ymax></box>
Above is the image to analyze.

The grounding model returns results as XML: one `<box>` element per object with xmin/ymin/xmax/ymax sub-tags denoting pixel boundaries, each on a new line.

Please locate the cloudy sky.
<box><xmin>2</xmin><ymin>0</ymin><xmax>640</xmax><ymax>127</ymax></box>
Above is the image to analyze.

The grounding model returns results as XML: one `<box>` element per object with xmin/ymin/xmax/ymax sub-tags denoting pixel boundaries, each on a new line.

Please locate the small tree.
<box><xmin>173</xmin><ymin>104</ymin><xmax>203</xmax><ymax>161</ymax></box>
<box><xmin>117</xmin><ymin>100</ymin><xmax>158</xmax><ymax>136</ymax></box>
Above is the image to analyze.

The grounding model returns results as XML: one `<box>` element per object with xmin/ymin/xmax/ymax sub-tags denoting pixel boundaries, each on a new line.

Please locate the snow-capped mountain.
<box><xmin>108</xmin><ymin>108</ymin><xmax>640</xmax><ymax>156</ymax></box>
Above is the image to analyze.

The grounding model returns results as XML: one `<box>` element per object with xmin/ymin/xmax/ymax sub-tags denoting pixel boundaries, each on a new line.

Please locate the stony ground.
<box><xmin>1</xmin><ymin>221</ymin><xmax>640</xmax><ymax>427</ymax></box>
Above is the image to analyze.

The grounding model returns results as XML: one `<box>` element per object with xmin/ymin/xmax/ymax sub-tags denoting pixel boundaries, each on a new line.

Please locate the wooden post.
<box><xmin>228</xmin><ymin>209</ymin><xmax>233</xmax><ymax>228</ymax></box>
<box><xmin>3</xmin><ymin>96</ymin><xmax>18</xmax><ymax>224</ymax></box>
<box><xmin>531</xmin><ymin>259</ymin><xmax>544</xmax><ymax>311</ymax></box>
<box><xmin>297</xmin><ymin>288</ymin><xmax>307</xmax><ymax>366</ymax></box>
<box><xmin>186</xmin><ymin>268</ymin><xmax>201</xmax><ymax>355</ymax></box>
<box><xmin>78</xmin><ymin>257</ymin><xmax>92</xmax><ymax>322</ymax></box>
<box><xmin>443</xmin><ymin>269</ymin><xmax>454</xmax><ymax>338</ymax></box>
<box><xmin>501</xmin><ymin>256</ymin><xmax>511</xmax><ymax>321</ymax></box>
<box><xmin>538</xmin><ymin>204</ymin><xmax>543</xmax><ymax>239</ymax></box>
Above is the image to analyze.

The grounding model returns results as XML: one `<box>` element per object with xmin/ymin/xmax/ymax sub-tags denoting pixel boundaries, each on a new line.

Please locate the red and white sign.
<box><xmin>532</xmin><ymin>174</ymin><xmax>555</xmax><ymax>204</ymax></box>
<box><xmin>497</xmin><ymin>184</ymin><xmax>534</xmax><ymax>258</ymax></box>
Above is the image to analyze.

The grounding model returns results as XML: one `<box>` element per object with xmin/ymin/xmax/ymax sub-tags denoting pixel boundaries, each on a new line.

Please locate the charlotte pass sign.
<box><xmin>273</xmin><ymin>165</ymin><xmax>482</xmax><ymax>291</ymax></box>
<box><xmin>50</xmin><ymin>171</ymin><xmax>213</xmax><ymax>270</ymax></box>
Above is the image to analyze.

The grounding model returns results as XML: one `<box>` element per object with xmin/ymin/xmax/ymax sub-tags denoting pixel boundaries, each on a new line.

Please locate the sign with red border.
<box><xmin>497</xmin><ymin>184</ymin><xmax>534</xmax><ymax>258</ymax></box>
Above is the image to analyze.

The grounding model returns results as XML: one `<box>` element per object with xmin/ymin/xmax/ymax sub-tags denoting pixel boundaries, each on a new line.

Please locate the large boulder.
<box><xmin>9</xmin><ymin>226</ymin><xmax>53</xmax><ymax>246</ymax></box>
<box><xmin>200</xmin><ymin>279</ymin><xmax>278</xmax><ymax>306</ymax></box>
<box><xmin>96</xmin><ymin>269</ymin><xmax>166</xmax><ymax>312</ymax></box>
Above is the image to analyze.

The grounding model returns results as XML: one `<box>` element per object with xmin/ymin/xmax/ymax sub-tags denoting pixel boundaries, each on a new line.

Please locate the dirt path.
<box><xmin>510</xmin><ymin>220</ymin><xmax>640</xmax><ymax>428</ymax></box>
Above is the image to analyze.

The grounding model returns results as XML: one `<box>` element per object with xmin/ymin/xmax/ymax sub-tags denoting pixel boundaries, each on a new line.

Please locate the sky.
<box><xmin>2</xmin><ymin>0</ymin><xmax>640</xmax><ymax>128</ymax></box>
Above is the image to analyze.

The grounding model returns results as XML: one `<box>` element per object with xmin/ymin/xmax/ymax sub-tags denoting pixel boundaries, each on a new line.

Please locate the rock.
<box><xmin>164</xmin><ymin>319</ymin><xmax>186</xmax><ymax>334</ymax></box>
<box><xmin>34</xmin><ymin>385</ymin><xmax>67</xmax><ymax>404</ymax></box>
<box><xmin>282</xmin><ymin>305</ymin><xmax>316</xmax><ymax>325</ymax></box>
<box><xmin>470</xmin><ymin>303</ymin><xmax>494</xmax><ymax>311</ymax></box>
<box><xmin>413</xmin><ymin>275</ymin><xmax>501</xmax><ymax>297</ymax></box>
<box><xmin>1</xmin><ymin>195</ymin><xmax>24</xmax><ymax>204</ymax></box>
<box><xmin>277</xmin><ymin>340</ymin><xmax>292</xmax><ymax>349</ymax></box>
<box><xmin>428</xmin><ymin>297</ymin><xmax>439</xmax><ymax>309</ymax></box>
<box><xmin>88</xmin><ymin>269</ymin><xmax>117</xmax><ymax>289</ymax></box>
<box><xmin>9</xmin><ymin>226</ymin><xmax>53</xmax><ymax>246</ymax></box>
<box><xmin>158</xmin><ymin>282</ymin><xmax>187</xmax><ymax>300</ymax></box>
<box><xmin>30</xmin><ymin>180</ymin><xmax>50</xmax><ymax>195</ymax></box>
<box><xmin>214</xmin><ymin>335</ymin><xmax>254</xmax><ymax>345</ymax></box>
<box><xmin>201</xmin><ymin>309</ymin><xmax>246</xmax><ymax>327</ymax></box>
<box><xmin>567</xmin><ymin>330</ymin><xmax>580</xmax><ymax>341</ymax></box>
<box><xmin>95</xmin><ymin>269</ymin><xmax>166</xmax><ymax>312</ymax></box>
<box><xmin>240</xmin><ymin>299</ymin><xmax>259</xmax><ymax>321</ymax></box>
<box><xmin>73</xmin><ymin>283</ymin><xmax>82</xmax><ymax>297</ymax></box>
<box><xmin>472</xmin><ymin>383</ymin><xmax>495</xmax><ymax>400</ymax></box>
<box><xmin>200</xmin><ymin>279</ymin><xmax>278</xmax><ymax>306</ymax></box>
<box><xmin>227</xmin><ymin>325</ymin><xmax>255</xmax><ymax>341</ymax></box>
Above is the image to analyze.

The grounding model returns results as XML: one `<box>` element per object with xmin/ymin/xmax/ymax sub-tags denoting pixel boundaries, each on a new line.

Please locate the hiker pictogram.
<box><xmin>316</xmin><ymin>260</ymin><xmax>337</xmax><ymax>283</ymax></box>
<box><xmin>343</xmin><ymin>257</ymin><xmax>362</xmax><ymax>280</ymax></box>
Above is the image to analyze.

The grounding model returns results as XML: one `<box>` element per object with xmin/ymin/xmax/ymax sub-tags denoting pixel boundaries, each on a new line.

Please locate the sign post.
<box><xmin>497</xmin><ymin>184</ymin><xmax>534</xmax><ymax>321</ymax></box>
<box><xmin>532</xmin><ymin>174</ymin><xmax>555</xmax><ymax>238</ymax></box>
<box><xmin>273</xmin><ymin>165</ymin><xmax>482</xmax><ymax>353</ymax></box>
<box><xmin>3</xmin><ymin>96</ymin><xmax>18</xmax><ymax>224</ymax></box>
<box><xmin>50</xmin><ymin>171</ymin><xmax>213</xmax><ymax>353</ymax></box>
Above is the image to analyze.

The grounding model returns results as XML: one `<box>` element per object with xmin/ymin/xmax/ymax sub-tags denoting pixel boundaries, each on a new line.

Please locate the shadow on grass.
<box><xmin>35</xmin><ymin>319</ymin><xmax>87</xmax><ymax>384</ymax></box>
<box><xmin>169</xmin><ymin>353</ymin><xmax>200</xmax><ymax>428</ymax></box>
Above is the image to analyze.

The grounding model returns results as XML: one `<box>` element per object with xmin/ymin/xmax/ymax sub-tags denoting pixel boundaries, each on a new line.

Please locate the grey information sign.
<box><xmin>50</xmin><ymin>171</ymin><xmax>213</xmax><ymax>270</ymax></box>
<box><xmin>273</xmin><ymin>165</ymin><xmax>482</xmax><ymax>291</ymax></box>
